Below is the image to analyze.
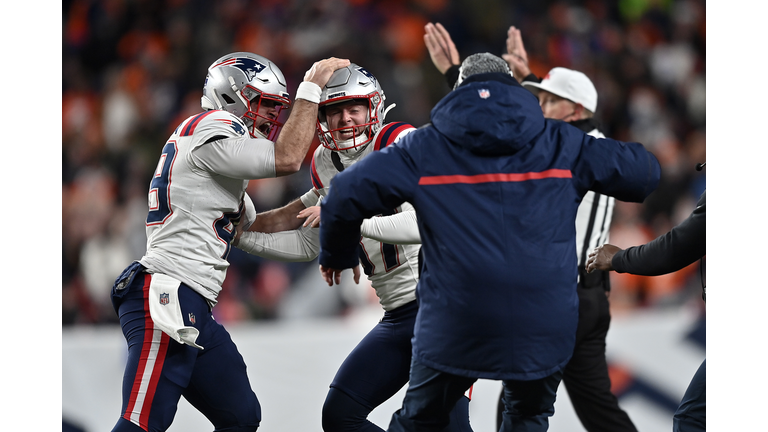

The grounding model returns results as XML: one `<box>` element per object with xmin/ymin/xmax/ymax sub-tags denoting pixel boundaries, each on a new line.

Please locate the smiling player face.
<box><xmin>324</xmin><ymin>99</ymin><xmax>369</xmax><ymax>141</ymax></box>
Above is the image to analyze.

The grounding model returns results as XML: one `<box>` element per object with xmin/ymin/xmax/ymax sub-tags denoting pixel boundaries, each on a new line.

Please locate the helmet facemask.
<box><xmin>314</xmin><ymin>63</ymin><xmax>387</xmax><ymax>153</ymax></box>
<box><xmin>201</xmin><ymin>52</ymin><xmax>292</xmax><ymax>140</ymax></box>
<box><xmin>317</xmin><ymin>93</ymin><xmax>383</xmax><ymax>152</ymax></box>
<box><xmin>240</xmin><ymin>85</ymin><xmax>289</xmax><ymax>140</ymax></box>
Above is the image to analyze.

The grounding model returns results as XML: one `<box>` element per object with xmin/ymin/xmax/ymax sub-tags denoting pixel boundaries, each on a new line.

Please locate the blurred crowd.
<box><xmin>62</xmin><ymin>0</ymin><xmax>706</xmax><ymax>325</ymax></box>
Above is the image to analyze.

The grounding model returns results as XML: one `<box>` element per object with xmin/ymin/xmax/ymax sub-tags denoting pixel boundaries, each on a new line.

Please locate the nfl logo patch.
<box><xmin>478</xmin><ymin>89</ymin><xmax>490</xmax><ymax>99</ymax></box>
<box><xmin>188</xmin><ymin>313</ymin><xmax>196</xmax><ymax>325</ymax></box>
<box><xmin>159</xmin><ymin>293</ymin><xmax>170</xmax><ymax>305</ymax></box>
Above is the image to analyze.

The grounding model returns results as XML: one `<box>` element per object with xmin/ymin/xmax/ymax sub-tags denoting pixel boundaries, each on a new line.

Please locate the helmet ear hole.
<box><xmin>222</xmin><ymin>94</ymin><xmax>236</xmax><ymax>104</ymax></box>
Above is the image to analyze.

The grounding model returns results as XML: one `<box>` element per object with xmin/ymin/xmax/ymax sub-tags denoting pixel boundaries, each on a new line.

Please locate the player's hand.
<box><xmin>424</xmin><ymin>22</ymin><xmax>460</xmax><ymax>75</ymax></box>
<box><xmin>319</xmin><ymin>265</ymin><xmax>361</xmax><ymax>286</ymax></box>
<box><xmin>304</xmin><ymin>58</ymin><xmax>351</xmax><ymax>88</ymax></box>
<box><xmin>586</xmin><ymin>244</ymin><xmax>622</xmax><ymax>273</ymax></box>
<box><xmin>502</xmin><ymin>26</ymin><xmax>531</xmax><ymax>82</ymax></box>
<box><xmin>232</xmin><ymin>223</ymin><xmax>245</xmax><ymax>247</ymax></box>
<box><xmin>298</xmin><ymin>205</ymin><xmax>321</xmax><ymax>228</ymax></box>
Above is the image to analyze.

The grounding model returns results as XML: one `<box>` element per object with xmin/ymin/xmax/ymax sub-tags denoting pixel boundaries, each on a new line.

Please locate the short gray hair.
<box><xmin>454</xmin><ymin>53</ymin><xmax>511</xmax><ymax>89</ymax></box>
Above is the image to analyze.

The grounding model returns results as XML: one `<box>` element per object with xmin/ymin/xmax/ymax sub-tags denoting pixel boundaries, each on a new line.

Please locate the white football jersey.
<box><xmin>139</xmin><ymin>110</ymin><xmax>277</xmax><ymax>306</ymax></box>
<box><xmin>311</xmin><ymin>122</ymin><xmax>421</xmax><ymax>311</ymax></box>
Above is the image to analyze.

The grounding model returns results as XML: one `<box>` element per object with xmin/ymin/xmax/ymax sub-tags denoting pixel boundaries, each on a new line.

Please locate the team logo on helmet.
<box><xmin>356</xmin><ymin>66</ymin><xmax>376</xmax><ymax>84</ymax></box>
<box><xmin>213</xmin><ymin>57</ymin><xmax>266</xmax><ymax>81</ymax></box>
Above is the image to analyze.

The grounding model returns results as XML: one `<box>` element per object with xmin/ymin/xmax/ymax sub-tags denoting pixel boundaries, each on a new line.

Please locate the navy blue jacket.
<box><xmin>319</xmin><ymin>73</ymin><xmax>660</xmax><ymax>380</ymax></box>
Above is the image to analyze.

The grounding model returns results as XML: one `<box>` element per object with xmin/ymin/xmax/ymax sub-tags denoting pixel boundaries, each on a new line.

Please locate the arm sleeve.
<box><xmin>520</xmin><ymin>73</ymin><xmax>541</xmax><ymax>85</ymax></box>
<box><xmin>236</xmin><ymin>226</ymin><xmax>320</xmax><ymax>262</ymax></box>
<box><xmin>240</xmin><ymin>193</ymin><xmax>257</xmax><ymax>231</ymax></box>
<box><xmin>445</xmin><ymin>64</ymin><xmax>460</xmax><ymax>89</ymax></box>
<box><xmin>189</xmin><ymin>136</ymin><xmax>276</xmax><ymax>179</ymax></box>
<box><xmin>360</xmin><ymin>210</ymin><xmax>421</xmax><ymax>244</ymax></box>
<box><xmin>573</xmin><ymin>132</ymin><xmax>661</xmax><ymax>203</ymax></box>
<box><xmin>612</xmin><ymin>191</ymin><xmax>706</xmax><ymax>275</ymax></box>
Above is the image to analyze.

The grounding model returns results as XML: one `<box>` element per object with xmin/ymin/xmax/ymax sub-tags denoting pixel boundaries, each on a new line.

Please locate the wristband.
<box><xmin>295</xmin><ymin>81</ymin><xmax>322</xmax><ymax>104</ymax></box>
<box><xmin>300</xmin><ymin>188</ymin><xmax>320</xmax><ymax>208</ymax></box>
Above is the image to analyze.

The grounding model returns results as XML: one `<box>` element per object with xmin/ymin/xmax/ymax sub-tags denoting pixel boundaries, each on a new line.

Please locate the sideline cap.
<box><xmin>522</xmin><ymin>67</ymin><xmax>597</xmax><ymax>112</ymax></box>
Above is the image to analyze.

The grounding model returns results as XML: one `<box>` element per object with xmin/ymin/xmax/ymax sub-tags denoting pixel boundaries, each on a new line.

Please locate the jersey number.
<box><xmin>358</xmin><ymin>242</ymin><xmax>401</xmax><ymax>276</ymax></box>
<box><xmin>147</xmin><ymin>141</ymin><xmax>178</xmax><ymax>225</ymax></box>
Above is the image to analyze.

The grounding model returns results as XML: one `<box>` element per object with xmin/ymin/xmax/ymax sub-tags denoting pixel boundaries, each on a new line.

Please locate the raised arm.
<box><xmin>424</xmin><ymin>22</ymin><xmax>460</xmax><ymax>74</ymax></box>
<box><xmin>502</xmin><ymin>26</ymin><xmax>532</xmax><ymax>82</ymax></box>
<box><xmin>273</xmin><ymin>58</ymin><xmax>350</xmax><ymax>176</ymax></box>
<box><xmin>424</xmin><ymin>22</ymin><xmax>461</xmax><ymax>89</ymax></box>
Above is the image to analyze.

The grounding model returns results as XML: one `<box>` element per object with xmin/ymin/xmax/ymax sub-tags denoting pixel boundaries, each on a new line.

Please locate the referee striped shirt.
<box><xmin>575</xmin><ymin>127</ymin><xmax>615</xmax><ymax>289</ymax></box>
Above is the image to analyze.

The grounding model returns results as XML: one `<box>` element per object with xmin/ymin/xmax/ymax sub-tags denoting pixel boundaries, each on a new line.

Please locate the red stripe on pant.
<box><xmin>123</xmin><ymin>274</ymin><xmax>171</xmax><ymax>430</ymax></box>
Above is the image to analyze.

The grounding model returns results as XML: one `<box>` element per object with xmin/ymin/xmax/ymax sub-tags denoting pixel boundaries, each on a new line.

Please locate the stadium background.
<box><xmin>62</xmin><ymin>0</ymin><xmax>706</xmax><ymax>431</ymax></box>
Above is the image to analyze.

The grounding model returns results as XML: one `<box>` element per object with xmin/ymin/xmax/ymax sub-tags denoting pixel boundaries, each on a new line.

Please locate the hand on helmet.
<box><xmin>304</xmin><ymin>58</ymin><xmax>351</xmax><ymax>88</ymax></box>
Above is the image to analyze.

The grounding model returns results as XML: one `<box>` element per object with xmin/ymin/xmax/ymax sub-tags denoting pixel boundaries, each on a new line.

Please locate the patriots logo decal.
<box><xmin>214</xmin><ymin>57</ymin><xmax>266</xmax><ymax>81</ymax></box>
<box><xmin>216</xmin><ymin>119</ymin><xmax>247</xmax><ymax>135</ymax></box>
<box><xmin>356</xmin><ymin>66</ymin><xmax>376</xmax><ymax>84</ymax></box>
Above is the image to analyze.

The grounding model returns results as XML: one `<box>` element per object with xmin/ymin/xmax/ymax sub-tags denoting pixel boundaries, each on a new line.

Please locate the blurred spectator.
<box><xmin>62</xmin><ymin>0</ymin><xmax>705</xmax><ymax>325</ymax></box>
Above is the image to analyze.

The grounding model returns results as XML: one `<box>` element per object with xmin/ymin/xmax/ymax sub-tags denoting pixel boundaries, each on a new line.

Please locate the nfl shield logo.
<box><xmin>188</xmin><ymin>313</ymin><xmax>196</xmax><ymax>325</ymax></box>
<box><xmin>478</xmin><ymin>89</ymin><xmax>490</xmax><ymax>99</ymax></box>
<box><xmin>159</xmin><ymin>293</ymin><xmax>170</xmax><ymax>305</ymax></box>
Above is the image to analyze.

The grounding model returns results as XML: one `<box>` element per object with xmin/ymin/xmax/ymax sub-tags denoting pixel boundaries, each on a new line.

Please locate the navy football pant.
<box><xmin>497</xmin><ymin>369</ymin><xmax>563</xmax><ymax>432</ymax></box>
<box><xmin>673</xmin><ymin>359</ymin><xmax>706</xmax><ymax>432</ymax></box>
<box><xmin>111</xmin><ymin>265</ymin><xmax>261</xmax><ymax>432</ymax></box>
<box><xmin>323</xmin><ymin>300</ymin><xmax>472</xmax><ymax>432</ymax></box>
<box><xmin>387</xmin><ymin>357</ymin><xmax>560</xmax><ymax>432</ymax></box>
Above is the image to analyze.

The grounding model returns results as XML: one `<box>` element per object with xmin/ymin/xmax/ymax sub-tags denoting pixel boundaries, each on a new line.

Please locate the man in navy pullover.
<box><xmin>317</xmin><ymin>53</ymin><xmax>661</xmax><ymax>432</ymax></box>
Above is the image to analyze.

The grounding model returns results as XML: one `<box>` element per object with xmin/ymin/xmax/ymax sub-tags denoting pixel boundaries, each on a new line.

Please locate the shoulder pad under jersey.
<box><xmin>371</xmin><ymin>122</ymin><xmax>416</xmax><ymax>151</ymax></box>
<box><xmin>174</xmin><ymin>110</ymin><xmax>249</xmax><ymax>143</ymax></box>
<box><xmin>309</xmin><ymin>145</ymin><xmax>336</xmax><ymax>190</ymax></box>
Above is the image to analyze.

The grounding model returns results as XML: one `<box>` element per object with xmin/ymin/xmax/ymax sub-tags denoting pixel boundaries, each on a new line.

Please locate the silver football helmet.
<box><xmin>316</xmin><ymin>63</ymin><xmax>390</xmax><ymax>152</ymax></box>
<box><xmin>201</xmin><ymin>52</ymin><xmax>291</xmax><ymax>140</ymax></box>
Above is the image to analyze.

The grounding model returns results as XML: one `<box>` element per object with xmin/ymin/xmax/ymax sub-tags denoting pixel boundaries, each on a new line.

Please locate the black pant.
<box><xmin>497</xmin><ymin>281</ymin><xmax>637</xmax><ymax>432</ymax></box>
<box><xmin>673</xmin><ymin>359</ymin><xmax>705</xmax><ymax>431</ymax></box>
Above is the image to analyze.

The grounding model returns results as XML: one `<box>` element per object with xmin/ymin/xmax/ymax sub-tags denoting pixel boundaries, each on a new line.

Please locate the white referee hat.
<box><xmin>522</xmin><ymin>67</ymin><xmax>598</xmax><ymax>112</ymax></box>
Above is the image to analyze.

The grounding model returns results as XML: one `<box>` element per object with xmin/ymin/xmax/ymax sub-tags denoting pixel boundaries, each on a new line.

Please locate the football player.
<box><xmin>234</xmin><ymin>64</ymin><xmax>473</xmax><ymax>432</ymax></box>
<box><xmin>109</xmin><ymin>52</ymin><xmax>349</xmax><ymax>432</ymax></box>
